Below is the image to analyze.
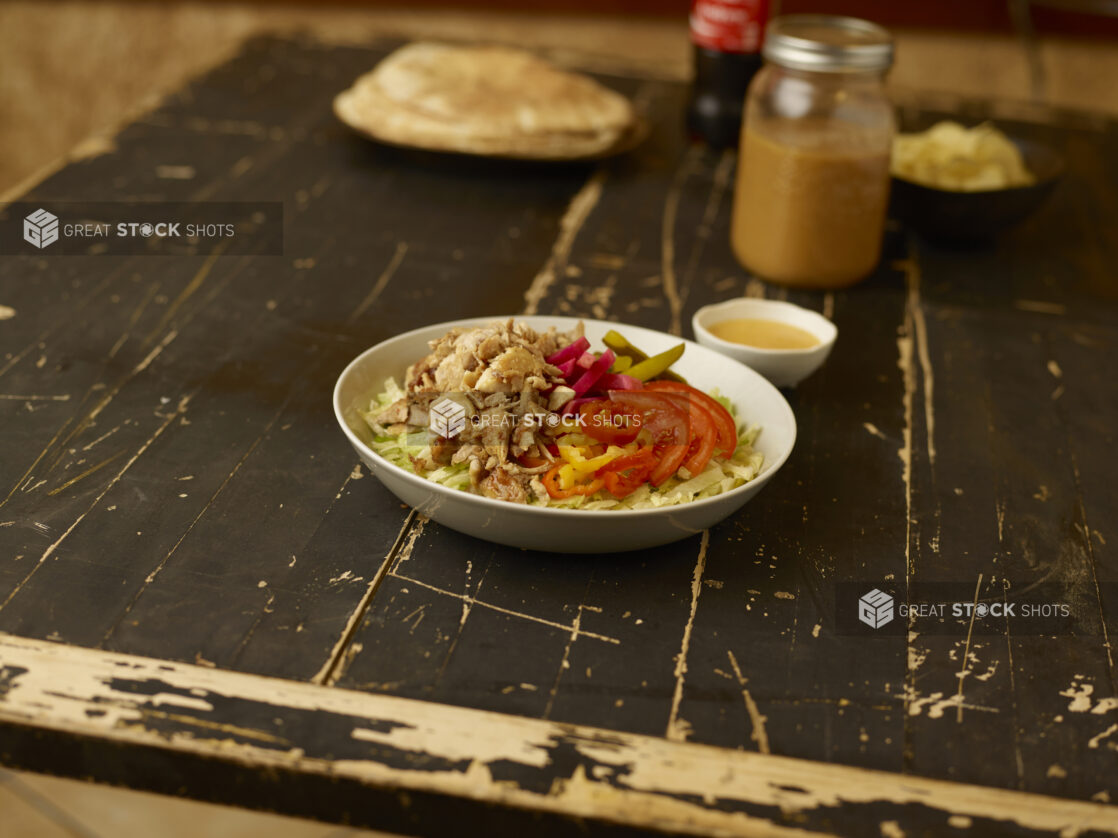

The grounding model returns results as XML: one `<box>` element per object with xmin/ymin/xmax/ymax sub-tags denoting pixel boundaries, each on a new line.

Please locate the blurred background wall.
<box><xmin>0</xmin><ymin>0</ymin><xmax>1116</xmax><ymax>195</ymax></box>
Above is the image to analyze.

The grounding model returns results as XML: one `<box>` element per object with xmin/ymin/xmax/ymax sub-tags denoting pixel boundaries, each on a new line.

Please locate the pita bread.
<box><xmin>334</xmin><ymin>42</ymin><xmax>638</xmax><ymax>160</ymax></box>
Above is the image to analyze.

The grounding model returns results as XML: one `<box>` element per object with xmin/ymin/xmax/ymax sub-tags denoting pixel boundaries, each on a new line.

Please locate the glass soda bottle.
<box><xmin>686</xmin><ymin>0</ymin><xmax>772</xmax><ymax>149</ymax></box>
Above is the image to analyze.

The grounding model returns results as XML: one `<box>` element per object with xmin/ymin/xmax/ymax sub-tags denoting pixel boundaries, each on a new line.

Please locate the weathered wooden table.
<box><xmin>1</xmin><ymin>35</ymin><xmax>1117</xmax><ymax>837</ymax></box>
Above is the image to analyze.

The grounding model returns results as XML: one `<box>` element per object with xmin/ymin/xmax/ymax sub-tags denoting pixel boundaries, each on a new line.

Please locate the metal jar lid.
<box><xmin>762</xmin><ymin>15</ymin><xmax>894</xmax><ymax>73</ymax></box>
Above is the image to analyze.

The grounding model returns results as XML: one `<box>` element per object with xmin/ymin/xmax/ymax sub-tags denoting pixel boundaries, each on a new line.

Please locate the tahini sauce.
<box><xmin>708</xmin><ymin>318</ymin><xmax>820</xmax><ymax>350</ymax></box>
<box><xmin>732</xmin><ymin>120</ymin><xmax>891</xmax><ymax>289</ymax></box>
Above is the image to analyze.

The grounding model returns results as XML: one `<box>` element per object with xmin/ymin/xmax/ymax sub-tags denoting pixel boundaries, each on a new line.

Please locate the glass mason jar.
<box><xmin>731</xmin><ymin>15</ymin><xmax>895</xmax><ymax>289</ymax></box>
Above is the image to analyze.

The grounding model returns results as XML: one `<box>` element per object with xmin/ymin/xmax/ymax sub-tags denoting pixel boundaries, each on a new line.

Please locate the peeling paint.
<box><xmin>349</xmin><ymin>242</ymin><xmax>408</xmax><ymax>324</ymax></box>
<box><xmin>0</xmin><ymin>635</ymin><xmax>1116</xmax><ymax>837</ymax></box>
<box><xmin>1088</xmin><ymin>724</ymin><xmax>1118</xmax><ymax>750</ymax></box>
<box><xmin>666</xmin><ymin>530</ymin><xmax>709</xmax><ymax>742</ymax></box>
<box><xmin>522</xmin><ymin>173</ymin><xmax>604</xmax><ymax>316</ymax></box>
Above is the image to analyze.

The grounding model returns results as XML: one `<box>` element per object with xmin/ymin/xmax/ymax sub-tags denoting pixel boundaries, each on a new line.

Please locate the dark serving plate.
<box><xmin>890</xmin><ymin>136</ymin><xmax>1064</xmax><ymax>244</ymax></box>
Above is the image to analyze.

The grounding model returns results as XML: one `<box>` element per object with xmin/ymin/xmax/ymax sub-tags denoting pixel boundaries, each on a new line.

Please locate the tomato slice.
<box><xmin>682</xmin><ymin>403</ymin><xmax>718</xmax><ymax>476</ymax></box>
<box><xmin>578</xmin><ymin>400</ymin><xmax>641</xmax><ymax>445</ymax></box>
<box><xmin>644</xmin><ymin>381</ymin><xmax>738</xmax><ymax>457</ymax></box>
<box><xmin>596</xmin><ymin>446</ymin><xmax>655</xmax><ymax>498</ymax></box>
<box><xmin>607</xmin><ymin>392</ymin><xmax>689</xmax><ymax>486</ymax></box>
<box><xmin>542</xmin><ymin>463</ymin><xmax>603</xmax><ymax>499</ymax></box>
<box><xmin>648</xmin><ymin>391</ymin><xmax>718</xmax><ymax>476</ymax></box>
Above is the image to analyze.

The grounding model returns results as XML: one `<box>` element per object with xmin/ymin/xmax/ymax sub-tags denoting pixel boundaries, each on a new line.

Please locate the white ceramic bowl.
<box><xmin>692</xmin><ymin>299</ymin><xmax>837</xmax><ymax>388</ymax></box>
<box><xmin>334</xmin><ymin>316</ymin><xmax>797</xmax><ymax>553</ymax></box>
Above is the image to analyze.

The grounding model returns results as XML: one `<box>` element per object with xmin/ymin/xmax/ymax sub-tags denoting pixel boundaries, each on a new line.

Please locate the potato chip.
<box><xmin>891</xmin><ymin>121</ymin><xmax>1035</xmax><ymax>192</ymax></box>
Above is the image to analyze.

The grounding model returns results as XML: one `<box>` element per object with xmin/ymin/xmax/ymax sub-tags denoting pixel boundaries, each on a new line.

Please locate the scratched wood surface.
<box><xmin>1</xmin><ymin>34</ymin><xmax>1117</xmax><ymax>835</ymax></box>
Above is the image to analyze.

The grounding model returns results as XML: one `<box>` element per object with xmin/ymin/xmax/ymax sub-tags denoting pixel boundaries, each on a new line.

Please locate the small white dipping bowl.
<box><xmin>692</xmin><ymin>299</ymin><xmax>837</xmax><ymax>388</ymax></box>
<box><xmin>334</xmin><ymin>315</ymin><xmax>797</xmax><ymax>553</ymax></box>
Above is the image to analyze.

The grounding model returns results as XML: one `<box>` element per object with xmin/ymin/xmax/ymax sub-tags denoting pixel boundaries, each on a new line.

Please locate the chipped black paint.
<box><xmin>100</xmin><ymin>676</ymin><xmax>471</xmax><ymax>775</ymax></box>
<box><xmin>3</xmin><ymin>634</ymin><xmax>1118</xmax><ymax>837</ymax></box>
<box><xmin>0</xmin><ymin>666</ymin><xmax>27</xmax><ymax>698</ymax></box>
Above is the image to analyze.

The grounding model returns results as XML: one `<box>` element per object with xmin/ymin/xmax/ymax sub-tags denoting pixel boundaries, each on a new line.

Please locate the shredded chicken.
<box><xmin>481</xmin><ymin>464</ymin><xmax>530</xmax><ymax>504</ymax></box>
<box><xmin>389</xmin><ymin>319</ymin><xmax>582</xmax><ymax>502</ymax></box>
<box><xmin>407</xmin><ymin>318</ymin><xmax>572</xmax><ymax>394</ymax></box>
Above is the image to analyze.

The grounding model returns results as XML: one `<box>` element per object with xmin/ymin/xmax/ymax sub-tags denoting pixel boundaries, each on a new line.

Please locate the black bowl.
<box><xmin>889</xmin><ymin>137</ymin><xmax>1064</xmax><ymax>244</ymax></box>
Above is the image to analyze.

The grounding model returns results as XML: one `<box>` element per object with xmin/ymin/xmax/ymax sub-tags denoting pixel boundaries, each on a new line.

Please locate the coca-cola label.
<box><xmin>689</xmin><ymin>0</ymin><xmax>769</xmax><ymax>54</ymax></box>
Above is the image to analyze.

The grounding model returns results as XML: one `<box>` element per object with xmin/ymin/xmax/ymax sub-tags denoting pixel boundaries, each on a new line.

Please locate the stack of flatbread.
<box><xmin>334</xmin><ymin>42</ymin><xmax>638</xmax><ymax>160</ymax></box>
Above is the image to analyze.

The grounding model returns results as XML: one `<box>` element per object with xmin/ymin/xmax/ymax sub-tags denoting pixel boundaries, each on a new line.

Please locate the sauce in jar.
<box><xmin>730</xmin><ymin>16</ymin><xmax>895</xmax><ymax>289</ymax></box>
<box><xmin>733</xmin><ymin>120</ymin><xmax>891</xmax><ymax>288</ymax></box>
<box><xmin>708</xmin><ymin>317</ymin><xmax>820</xmax><ymax>349</ymax></box>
